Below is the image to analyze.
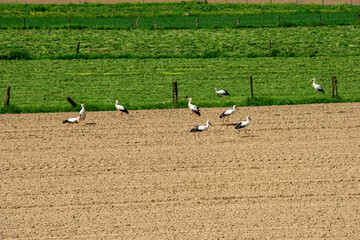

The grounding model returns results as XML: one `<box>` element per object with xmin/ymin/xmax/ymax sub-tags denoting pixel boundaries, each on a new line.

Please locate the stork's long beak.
<box><xmin>209</xmin><ymin>122</ymin><xmax>213</xmax><ymax>126</ymax></box>
<box><xmin>236</xmin><ymin>107</ymin><xmax>239</xmax><ymax>110</ymax></box>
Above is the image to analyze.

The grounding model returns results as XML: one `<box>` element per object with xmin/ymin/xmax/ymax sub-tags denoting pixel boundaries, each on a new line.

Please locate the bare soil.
<box><xmin>1</xmin><ymin>103</ymin><xmax>359</xmax><ymax>239</ymax></box>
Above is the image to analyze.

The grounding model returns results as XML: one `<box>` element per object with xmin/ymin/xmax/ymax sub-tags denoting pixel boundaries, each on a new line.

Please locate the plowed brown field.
<box><xmin>1</xmin><ymin>103</ymin><xmax>359</xmax><ymax>239</ymax></box>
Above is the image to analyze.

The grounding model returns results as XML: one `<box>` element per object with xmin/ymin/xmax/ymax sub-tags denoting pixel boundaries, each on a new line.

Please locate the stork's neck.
<box><xmin>206</xmin><ymin>121</ymin><xmax>210</xmax><ymax>127</ymax></box>
<box><xmin>233</xmin><ymin>105</ymin><xmax>236</xmax><ymax>110</ymax></box>
<box><xmin>247</xmin><ymin>116</ymin><xmax>250</xmax><ymax>121</ymax></box>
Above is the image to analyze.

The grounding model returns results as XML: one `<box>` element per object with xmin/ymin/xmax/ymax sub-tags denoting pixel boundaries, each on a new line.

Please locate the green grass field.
<box><xmin>1</xmin><ymin>3</ymin><xmax>359</xmax><ymax>18</ymax></box>
<box><xmin>1</xmin><ymin>26</ymin><xmax>360</xmax><ymax>60</ymax></box>
<box><xmin>1</xmin><ymin>57</ymin><xmax>359</xmax><ymax>113</ymax></box>
<box><xmin>0</xmin><ymin>3</ymin><xmax>359</xmax><ymax>113</ymax></box>
<box><xmin>1</xmin><ymin>13</ymin><xmax>359</xmax><ymax>29</ymax></box>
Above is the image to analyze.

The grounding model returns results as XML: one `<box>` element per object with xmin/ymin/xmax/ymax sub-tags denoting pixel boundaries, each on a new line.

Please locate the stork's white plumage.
<box><xmin>234</xmin><ymin>116</ymin><xmax>251</xmax><ymax>137</ymax></box>
<box><xmin>115</xmin><ymin>100</ymin><xmax>129</xmax><ymax>121</ymax></box>
<box><xmin>79</xmin><ymin>104</ymin><xmax>86</xmax><ymax>126</ymax></box>
<box><xmin>220</xmin><ymin>105</ymin><xmax>239</xmax><ymax>125</ymax></box>
<box><xmin>311</xmin><ymin>78</ymin><xmax>325</xmax><ymax>95</ymax></box>
<box><xmin>63</xmin><ymin>117</ymin><xmax>80</xmax><ymax>133</ymax></box>
<box><xmin>190</xmin><ymin>120</ymin><xmax>212</xmax><ymax>141</ymax></box>
<box><xmin>186</xmin><ymin>98</ymin><xmax>200</xmax><ymax>120</ymax></box>
<box><xmin>214</xmin><ymin>88</ymin><xmax>230</xmax><ymax>99</ymax></box>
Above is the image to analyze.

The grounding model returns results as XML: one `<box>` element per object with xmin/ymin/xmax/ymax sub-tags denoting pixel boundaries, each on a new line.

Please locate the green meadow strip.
<box><xmin>1</xmin><ymin>57</ymin><xmax>359</xmax><ymax>114</ymax></box>
<box><xmin>1</xmin><ymin>3</ymin><xmax>359</xmax><ymax>18</ymax></box>
<box><xmin>1</xmin><ymin>26</ymin><xmax>360</xmax><ymax>60</ymax></box>
<box><xmin>0</xmin><ymin>12</ymin><xmax>359</xmax><ymax>30</ymax></box>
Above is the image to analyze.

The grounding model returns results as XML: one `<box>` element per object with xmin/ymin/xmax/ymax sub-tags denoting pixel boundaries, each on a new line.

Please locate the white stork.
<box><xmin>311</xmin><ymin>78</ymin><xmax>325</xmax><ymax>95</ymax></box>
<box><xmin>190</xmin><ymin>120</ymin><xmax>212</xmax><ymax>141</ymax></box>
<box><xmin>63</xmin><ymin>117</ymin><xmax>80</xmax><ymax>133</ymax></box>
<box><xmin>213</xmin><ymin>88</ymin><xmax>230</xmax><ymax>99</ymax></box>
<box><xmin>79</xmin><ymin>104</ymin><xmax>86</xmax><ymax>126</ymax></box>
<box><xmin>115</xmin><ymin>100</ymin><xmax>129</xmax><ymax>121</ymax></box>
<box><xmin>186</xmin><ymin>98</ymin><xmax>200</xmax><ymax>120</ymax></box>
<box><xmin>220</xmin><ymin>105</ymin><xmax>239</xmax><ymax>126</ymax></box>
<box><xmin>234</xmin><ymin>116</ymin><xmax>251</xmax><ymax>137</ymax></box>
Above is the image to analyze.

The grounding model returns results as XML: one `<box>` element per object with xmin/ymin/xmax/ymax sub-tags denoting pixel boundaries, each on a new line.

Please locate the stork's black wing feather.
<box><xmin>190</xmin><ymin>126</ymin><xmax>200</xmax><ymax>132</ymax></box>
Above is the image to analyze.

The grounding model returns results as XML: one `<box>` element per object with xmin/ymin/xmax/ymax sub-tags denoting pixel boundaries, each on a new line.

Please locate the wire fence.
<box><xmin>0</xmin><ymin>0</ymin><xmax>359</xmax><ymax>4</ymax></box>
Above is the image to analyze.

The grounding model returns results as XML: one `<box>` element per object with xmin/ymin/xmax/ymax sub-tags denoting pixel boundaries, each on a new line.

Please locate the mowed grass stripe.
<box><xmin>1</xmin><ymin>26</ymin><xmax>360</xmax><ymax>59</ymax></box>
<box><xmin>1</xmin><ymin>57</ymin><xmax>359</xmax><ymax>113</ymax></box>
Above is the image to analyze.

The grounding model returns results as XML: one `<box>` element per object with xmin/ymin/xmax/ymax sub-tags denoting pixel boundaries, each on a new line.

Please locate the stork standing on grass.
<box><xmin>186</xmin><ymin>98</ymin><xmax>200</xmax><ymax>120</ymax></box>
<box><xmin>79</xmin><ymin>104</ymin><xmax>86</xmax><ymax>126</ymax></box>
<box><xmin>234</xmin><ymin>116</ymin><xmax>251</xmax><ymax>137</ymax></box>
<box><xmin>220</xmin><ymin>105</ymin><xmax>239</xmax><ymax>126</ymax></box>
<box><xmin>311</xmin><ymin>78</ymin><xmax>325</xmax><ymax>95</ymax></box>
<box><xmin>63</xmin><ymin>117</ymin><xmax>80</xmax><ymax>133</ymax></box>
<box><xmin>190</xmin><ymin>120</ymin><xmax>212</xmax><ymax>141</ymax></box>
<box><xmin>213</xmin><ymin>88</ymin><xmax>230</xmax><ymax>99</ymax></box>
<box><xmin>115</xmin><ymin>100</ymin><xmax>129</xmax><ymax>121</ymax></box>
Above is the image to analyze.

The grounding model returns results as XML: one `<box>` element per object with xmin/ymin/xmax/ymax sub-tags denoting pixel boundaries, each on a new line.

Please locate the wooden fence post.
<box><xmin>358</xmin><ymin>14</ymin><xmax>360</xmax><ymax>21</ymax></box>
<box><xmin>268</xmin><ymin>39</ymin><xmax>271</xmax><ymax>51</ymax></box>
<box><xmin>277</xmin><ymin>16</ymin><xmax>280</xmax><ymax>25</ymax></box>
<box><xmin>153</xmin><ymin>18</ymin><xmax>157</xmax><ymax>29</ymax></box>
<box><xmin>23</xmin><ymin>18</ymin><xmax>26</xmax><ymax>28</ymax></box>
<box><xmin>68</xmin><ymin>17</ymin><xmax>70</xmax><ymax>25</ymax></box>
<box><xmin>66</xmin><ymin>97</ymin><xmax>77</xmax><ymax>108</ymax></box>
<box><xmin>237</xmin><ymin>17</ymin><xmax>239</xmax><ymax>26</ymax></box>
<box><xmin>249</xmin><ymin>76</ymin><xmax>254</xmax><ymax>99</ymax></box>
<box><xmin>196</xmin><ymin>18</ymin><xmax>199</xmax><ymax>28</ymax></box>
<box><xmin>76</xmin><ymin>42</ymin><xmax>80</xmax><ymax>54</ymax></box>
<box><xmin>332</xmin><ymin>76</ymin><xmax>338</xmax><ymax>97</ymax></box>
<box><xmin>3</xmin><ymin>86</ymin><xmax>10</xmax><ymax>107</ymax></box>
<box><xmin>172</xmin><ymin>81</ymin><xmax>178</xmax><ymax>104</ymax></box>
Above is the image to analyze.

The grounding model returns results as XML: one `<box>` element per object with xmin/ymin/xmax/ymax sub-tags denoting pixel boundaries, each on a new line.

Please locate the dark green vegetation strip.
<box><xmin>1</xmin><ymin>26</ymin><xmax>360</xmax><ymax>60</ymax></box>
<box><xmin>0</xmin><ymin>13</ymin><xmax>359</xmax><ymax>29</ymax></box>
<box><xmin>1</xmin><ymin>57</ymin><xmax>359</xmax><ymax>113</ymax></box>
<box><xmin>1</xmin><ymin>2</ymin><xmax>359</xmax><ymax>18</ymax></box>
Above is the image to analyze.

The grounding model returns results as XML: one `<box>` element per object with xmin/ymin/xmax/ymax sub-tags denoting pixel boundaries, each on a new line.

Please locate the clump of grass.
<box><xmin>0</xmin><ymin>50</ymin><xmax>32</xmax><ymax>60</ymax></box>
